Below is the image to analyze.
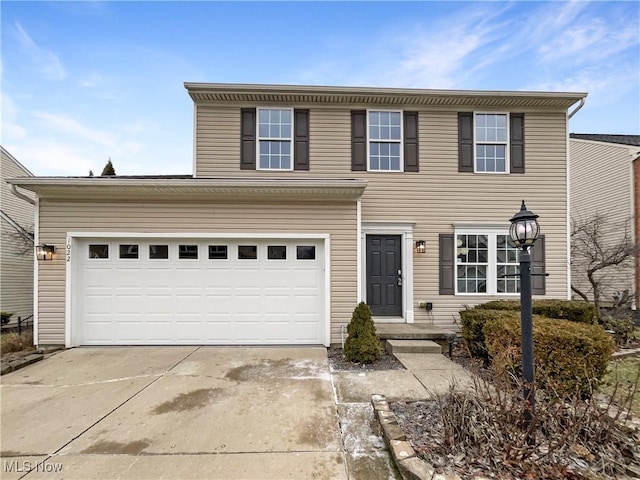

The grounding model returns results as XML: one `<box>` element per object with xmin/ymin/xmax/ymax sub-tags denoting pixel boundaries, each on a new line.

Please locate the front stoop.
<box><xmin>386</xmin><ymin>339</ymin><xmax>441</xmax><ymax>355</ymax></box>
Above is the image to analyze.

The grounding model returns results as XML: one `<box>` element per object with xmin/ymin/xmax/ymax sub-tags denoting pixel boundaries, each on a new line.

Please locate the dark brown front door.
<box><xmin>366</xmin><ymin>235</ymin><xmax>402</xmax><ymax>316</ymax></box>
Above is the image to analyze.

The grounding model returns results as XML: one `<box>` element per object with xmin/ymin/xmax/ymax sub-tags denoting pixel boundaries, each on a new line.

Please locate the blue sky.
<box><xmin>1</xmin><ymin>1</ymin><xmax>639</xmax><ymax>176</ymax></box>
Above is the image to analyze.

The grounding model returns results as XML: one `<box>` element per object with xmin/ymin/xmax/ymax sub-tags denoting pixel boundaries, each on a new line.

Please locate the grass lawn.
<box><xmin>600</xmin><ymin>356</ymin><xmax>640</xmax><ymax>416</ymax></box>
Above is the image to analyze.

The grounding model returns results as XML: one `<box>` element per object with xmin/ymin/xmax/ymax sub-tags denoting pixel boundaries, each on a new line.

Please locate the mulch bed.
<box><xmin>327</xmin><ymin>347</ymin><xmax>405</xmax><ymax>371</ymax></box>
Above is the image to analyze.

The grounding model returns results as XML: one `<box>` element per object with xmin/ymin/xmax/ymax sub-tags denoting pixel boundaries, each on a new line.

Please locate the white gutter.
<box><xmin>10</xmin><ymin>184</ymin><xmax>36</xmax><ymax>205</ymax></box>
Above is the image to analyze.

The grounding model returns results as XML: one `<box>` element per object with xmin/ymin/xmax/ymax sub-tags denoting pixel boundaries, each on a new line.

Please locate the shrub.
<box><xmin>344</xmin><ymin>302</ymin><xmax>381</xmax><ymax>364</ymax></box>
<box><xmin>484</xmin><ymin>316</ymin><xmax>615</xmax><ymax>397</ymax></box>
<box><xmin>601</xmin><ymin>315</ymin><xmax>636</xmax><ymax>346</ymax></box>
<box><xmin>476</xmin><ymin>299</ymin><xmax>597</xmax><ymax>324</ymax></box>
<box><xmin>1</xmin><ymin>331</ymin><xmax>34</xmax><ymax>356</ymax></box>
<box><xmin>459</xmin><ymin>308</ymin><xmax>519</xmax><ymax>359</ymax></box>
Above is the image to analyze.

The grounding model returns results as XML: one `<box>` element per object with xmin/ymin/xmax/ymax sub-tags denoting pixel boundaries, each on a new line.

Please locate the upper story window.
<box><xmin>458</xmin><ymin>112</ymin><xmax>525</xmax><ymax>174</ymax></box>
<box><xmin>351</xmin><ymin>110</ymin><xmax>419</xmax><ymax>173</ymax></box>
<box><xmin>258</xmin><ymin>108</ymin><xmax>292</xmax><ymax>170</ymax></box>
<box><xmin>368</xmin><ymin>111</ymin><xmax>402</xmax><ymax>171</ymax></box>
<box><xmin>475</xmin><ymin>113</ymin><xmax>507</xmax><ymax>173</ymax></box>
<box><xmin>241</xmin><ymin>108</ymin><xmax>309</xmax><ymax>171</ymax></box>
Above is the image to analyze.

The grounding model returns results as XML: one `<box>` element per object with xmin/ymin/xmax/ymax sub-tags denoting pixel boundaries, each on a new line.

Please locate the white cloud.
<box><xmin>79</xmin><ymin>72</ymin><xmax>109</xmax><ymax>88</ymax></box>
<box><xmin>13</xmin><ymin>22</ymin><xmax>67</xmax><ymax>81</ymax></box>
<box><xmin>32</xmin><ymin>111</ymin><xmax>118</xmax><ymax>150</ymax></box>
<box><xmin>0</xmin><ymin>92</ymin><xmax>27</xmax><ymax>139</ymax></box>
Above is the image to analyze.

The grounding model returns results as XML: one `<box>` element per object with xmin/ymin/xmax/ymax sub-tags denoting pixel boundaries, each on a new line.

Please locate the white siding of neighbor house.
<box><xmin>1</xmin><ymin>148</ymin><xmax>35</xmax><ymax>321</ymax></box>
<box><xmin>36</xmin><ymin>200</ymin><xmax>356</xmax><ymax>346</ymax></box>
<box><xmin>195</xmin><ymin>105</ymin><xmax>570</xmax><ymax>329</ymax></box>
<box><xmin>570</xmin><ymin>139</ymin><xmax>637</xmax><ymax>303</ymax></box>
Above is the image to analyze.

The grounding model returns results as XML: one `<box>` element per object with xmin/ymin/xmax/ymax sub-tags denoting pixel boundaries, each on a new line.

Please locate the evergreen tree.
<box><xmin>344</xmin><ymin>302</ymin><xmax>381</xmax><ymax>363</ymax></box>
<box><xmin>101</xmin><ymin>158</ymin><xmax>116</xmax><ymax>176</ymax></box>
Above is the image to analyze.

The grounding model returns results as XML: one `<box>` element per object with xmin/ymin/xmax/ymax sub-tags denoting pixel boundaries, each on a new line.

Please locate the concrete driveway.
<box><xmin>1</xmin><ymin>347</ymin><xmax>356</xmax><ymax>479</ymax></box>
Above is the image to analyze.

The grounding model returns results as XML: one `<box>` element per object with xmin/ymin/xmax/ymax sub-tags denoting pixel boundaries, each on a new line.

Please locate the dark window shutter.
<box><xmin>510</xmin><ymin>113</ymin><xmax>525</xmax><ymax>174</ymax></box>
<box><xmin>351</xmin><ymin>110</ymin><xmax>367</xmax><ymax>171</ymax></box>
<box><xmin>294</xmin><ymin>109</ymin><xmax>309</xmax><ymax>171</ymax></box>
<box><xmin>240</xmin><ymin>108</ymin><xmax>256</xmax><ymax>170</ymax></box>
<box><xmin>404</xmin><ymin>111</ymin><xmax>419</xmax><ymax>172</ymax></box>
<box><xmin>439</xmin><ymin>233</ymin><xmax>455</xmax><ymax>295</ymax></box>
<box><xmin>531</xmin><ymin>234</ymin><xmax>545</xmax><ymax>295</ymax></box>
<box><xmin>458</xmin><ymin>113</ymin><xmax>474</xmax><ymax>172</ymax></box>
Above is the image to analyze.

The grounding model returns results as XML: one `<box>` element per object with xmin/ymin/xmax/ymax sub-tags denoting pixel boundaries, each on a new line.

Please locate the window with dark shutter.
<box><xmin>458</xmin><ymin>113</ymin><xmax>474</xmax><ymax>172</ymax></box>
<box><xmin>404</xmin><ymin>111</ymin><xmax>419</xmax><ymax>172</ymax></box>
<box><xmin>351</xmin><ymin>110</ymin><xmax>367</xmax><ymax>171</ymax></box>
<box><xmin>240</xmin><ymin>108</ymin><xmax>256</xmax><ymax>170</ymax></box>
<box><xmin>439</xmin><ymin>234</ymin><xmax>455</xmax><ymax>295</ymax></box>
<box><xmin>510</xmin><ymin>113</ymin><xmax>525</xmax><ymax>174</ymax></box>
<box><xmin>294</xmin><ymin>109</ymin><xmax>309</xmax><ymax>171</ymax></box>
<box><xmin>531</xmin><ymin>235</ymin><xmax>545</xmax><ymax>295</ymax></box>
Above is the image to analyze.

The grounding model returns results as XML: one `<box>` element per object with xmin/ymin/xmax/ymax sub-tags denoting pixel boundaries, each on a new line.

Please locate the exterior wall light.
<box><xmin>36</xmin><ymin>244</ymin><xmax>56</xmax><ymax>261</ymax></box>
<box><xmin>508</xmin><ymin>200</ymin><xmax>541</xmax><ymax>433</ymax></box>
<box><xmin>415</xmin><ymin>240</ymin><xmax>426</xmax><ymax>254</ymax></box>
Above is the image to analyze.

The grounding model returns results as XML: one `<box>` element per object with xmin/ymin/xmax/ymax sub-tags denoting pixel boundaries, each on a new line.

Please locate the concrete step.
<box><xmin>385</xmin><ymin>339</ymin><xmax>442</xmax><ymax>355</ymax></box>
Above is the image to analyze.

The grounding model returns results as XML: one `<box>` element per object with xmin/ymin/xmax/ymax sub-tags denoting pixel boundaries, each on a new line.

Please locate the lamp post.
<box><xmin>509</xmin><ymin>200</ymin><xmax>540</xmax><ymax>427</ymax></box>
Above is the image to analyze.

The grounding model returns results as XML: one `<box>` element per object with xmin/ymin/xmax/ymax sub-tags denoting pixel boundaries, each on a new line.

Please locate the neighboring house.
<box><xmin>1</xmin><ymin>146</ymin><xmax>35</xmax><ymax>322</ymax></box>
<box><xmin>8</xmin><ymin>83</ymin><xmax>586</xmax><ymax>348</ymax></box>
<box><xmin>569</xmin><ymin>134</ymin><xmax>640</xmax><ymax>305</ymax></box>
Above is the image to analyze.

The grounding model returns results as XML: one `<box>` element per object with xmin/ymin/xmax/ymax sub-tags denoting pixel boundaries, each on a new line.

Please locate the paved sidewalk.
<box><xmin>330</xmin><ymin>352</ymin><xmax>474</xmax><ymax>479</ymax></box>
<box><xmin>1</xmin><ymin>347</ymin><xmax>471</xmax><ymax>480</ymax></box>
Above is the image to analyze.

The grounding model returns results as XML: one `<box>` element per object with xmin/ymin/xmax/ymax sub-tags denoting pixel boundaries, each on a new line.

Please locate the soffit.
<box><xmin>7</xmin><ymin>177</ymin><xmax>367</xmax><ymax>202</ymax></box>
<box><xmin>185</xmin><ymin>82</ymin><xmax>587</xmax><ymax>110</ymax></box>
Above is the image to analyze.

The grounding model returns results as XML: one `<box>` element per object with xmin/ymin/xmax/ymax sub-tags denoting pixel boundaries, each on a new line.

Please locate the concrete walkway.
<box><xmin>1</xmin><ymin>347</ymin><xmax>472</xmax><ymax>480</ymax></box>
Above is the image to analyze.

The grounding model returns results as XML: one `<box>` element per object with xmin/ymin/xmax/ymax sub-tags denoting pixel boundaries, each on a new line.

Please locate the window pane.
<box><xmin>268</xmin><ymin>245</ymin><xmax>286</xmax><ymax>260</ymax></box>
<box><xmin>208</xmin><ymin>245</ymin><xmax>228</xmax><ymax>259</ymax></box>
<box><xmin>259</xmin><ymin>109</ymin><xmax>269</xmax><ymax>123</ymax></box>
<box><xmin>89</xmin><ymin>244</ymin><xmax>109</xmax><ymax>259</ymax></box>
<box><xmin>119</xmin><ymin>244</ymin><xmax>139</xmax><ymax>259</ymax></box>
<box><xmin>149</xmin><ymin>245</ymin><xmax>169</xmax><ymax>259</ymax></box>
<box><xmin>259</xmin><ymin>125</ymin><xmax>269</xmax><ymax>137</ymax></box>
<box><xmin>179</xmin><ymin>245</ymin><xmax>198</xmax><ymax>259</ymax></box>
<box><xmin>296</xmin><ymin>245</ymin><xmax>316</xmax><ymax>260</ymax></box>
<box><xmin>370</xmin><ymin>126</ymin><xmax>380</xmax><ymax>139</ymax></box>
<box><xmin>238</xmin><ymin>245</ymin><xmax>257</xmax><ymax>259</ymax></box>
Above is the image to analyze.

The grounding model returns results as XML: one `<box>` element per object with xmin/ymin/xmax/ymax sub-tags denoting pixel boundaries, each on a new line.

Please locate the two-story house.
<box><xmin>7</xmin><ymin>83</ymin><xmax>586</xmax><ymax>348</ymax></box>
<box><xmin>1</xmin><ymin>147</ymin><xmax>35</xmax><ymax>323</ymax></box>
<box><xmin>570</xmin><ymin>134</ymin><xmax>640</xmax><ymax>306</ymax></box>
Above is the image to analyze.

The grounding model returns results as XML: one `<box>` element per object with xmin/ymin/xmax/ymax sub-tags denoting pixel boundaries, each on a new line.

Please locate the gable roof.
<box><xmin>570</xmin><ymin>134</ymin><xmax>640</xmax><ymax>146</ymax></box>
<box><xmin>185</xmin><ymin>82</ymin><xmax>587</xmax><ymax>110</ymax></box>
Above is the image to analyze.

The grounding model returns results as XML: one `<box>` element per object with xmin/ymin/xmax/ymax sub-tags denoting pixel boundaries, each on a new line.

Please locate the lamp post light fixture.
<box><xmin>509</xmin><ymin>200</ymin><xmax>540</xmax><ymax>429</ymax></box>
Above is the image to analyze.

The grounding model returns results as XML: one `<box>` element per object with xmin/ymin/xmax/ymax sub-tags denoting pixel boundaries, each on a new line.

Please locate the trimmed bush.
<box><xmin>459</xmin><ymin>308</ymin><xmax>519</xmax><ymax>359</ymax></box>
<box><xmin>344</xmin><ymin>302</ymin><xmax>381</xmax><ymax>364</ymax></box>
<box><xmin>476</xmin><ymin>299</ymin><xmax>597</xmax><ymax>324</ymax></box>
<box><xmin>484</xmin><ymin>316</ymin><xmax>615</xmax><ymax>397</ymax></box>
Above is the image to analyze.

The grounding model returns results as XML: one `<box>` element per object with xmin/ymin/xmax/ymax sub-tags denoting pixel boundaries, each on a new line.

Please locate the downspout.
<box><xmin>10</xmin><ymin>184</ymin><xmax>36</xmax><ymax>206</ymax></box>
<box><xmin>565</xmin><ymin>96</ymin><xmax>586</xmax><ymax>300</ymax></box>
<box><xmin>568</xmin><ymin>97</ymin><xmax>585</xmax><ymax>119</ymax></box>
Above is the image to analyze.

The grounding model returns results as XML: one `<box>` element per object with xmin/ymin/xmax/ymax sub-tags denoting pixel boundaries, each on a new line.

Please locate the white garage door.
<box><xmin>73</xmin><ymin>238</ymin><xmax>325</xmax><ymax>345</ymax></box>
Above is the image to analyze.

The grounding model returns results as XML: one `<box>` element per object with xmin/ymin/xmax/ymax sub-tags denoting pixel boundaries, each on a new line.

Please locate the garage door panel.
<box><xmin>75</xmin><ymin>238</ymin><xmax>325</xmax><ymax>345</ymax></box>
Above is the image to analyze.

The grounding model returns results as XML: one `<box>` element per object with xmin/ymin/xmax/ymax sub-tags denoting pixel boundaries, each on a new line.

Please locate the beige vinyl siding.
<box><xmin>195</xmin><ymin>105</ymin><xmax>569</xmax><ymax>327</ymax></box>
<box><xmin>1</xmin><ymin>148</ymin><xmax>35</xmax><ymax>320</ymax></box>
<box><xmin>37</xmin><ymin>200</ymin><xmax>356</xmax><ymax>345</ymax></box>
<box><xmin>570</xmin><ymin>139</ymin><xmax>636</xmax><ymax>302</ymax></box>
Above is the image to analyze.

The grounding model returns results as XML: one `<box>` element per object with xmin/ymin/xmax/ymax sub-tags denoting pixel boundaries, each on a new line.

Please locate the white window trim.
<box><xmin>256</xmin><ymin>107</ymin><xmax>294</xmax><ymax>172</ymax></box>
<box><xmin>474</xmin><ymin>111</ymin><xmax>510</xmax><ymax>175</ymax></box>
<box><xmin>366</xmin><ymin>109</ymin><xmax>404</xmax><ymax>173</ymax></box>
<box><xmin>454</xmin><ymin>227</ymin><xmax>519</xmax><ymax>296</ymax></box>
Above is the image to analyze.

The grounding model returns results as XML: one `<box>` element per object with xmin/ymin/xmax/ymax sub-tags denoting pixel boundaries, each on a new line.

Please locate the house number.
<box><xmin>66</xmin><ymin>240</ymin><xmax>71</xmax><ymax>262</ymax></box>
